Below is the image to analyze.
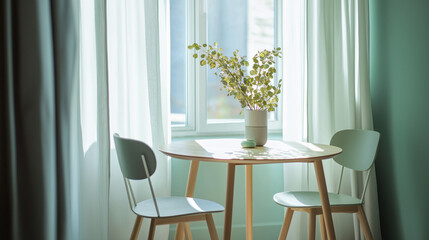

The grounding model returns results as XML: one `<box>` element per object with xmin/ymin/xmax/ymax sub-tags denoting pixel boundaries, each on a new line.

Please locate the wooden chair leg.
<box><xmin>308</xmin><ymin>209</ymin><xmax>316</xmax><ymax>240</ymax></box>
<box><xmin>357</xmin><ymin>205</ymin><xmax>373</xmax><ymax>240</ymax></box>
<box><xmin>205</xmin><ymin>214</ymin><xmax>219</xmax><ymax>240</ymax></box>
<box><xmin>148</xmin><ymin>219</ymin><xmax>156</xmax><ymax>240</ymax></box>
<box><xmin>175</xmin><ymin>223</ymin><xmax>185</xmax><ymax>240</ymax></box>
<box><xmin>130</xmin><ymin>216</ymin><xmax>143</xmax><ymax>240</ymax></box>
<box><xmin>319</xmin><ymin>215</ymin><xmax>327</xmax><ymax>240</ymax></box>
<box><xmin>279</xmin><ymin>208</ymin><xmax>294</xmax><ymax>240</ymax></box>
<box><xmin>183</xmin><ymin>222</ymin><xmax>192</xmax><ymax>240</ymax></box>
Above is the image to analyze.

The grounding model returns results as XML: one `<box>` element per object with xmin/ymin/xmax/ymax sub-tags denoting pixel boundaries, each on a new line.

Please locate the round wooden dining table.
<box><xmin>159</xmin><ymin>139</ymin><xmax>342</xmax><ymax>240</ymax></box>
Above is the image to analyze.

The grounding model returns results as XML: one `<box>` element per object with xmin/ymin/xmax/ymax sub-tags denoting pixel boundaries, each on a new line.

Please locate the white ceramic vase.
<box><xmin>244</xmin><ymin>109</ymin><xmax>267</xmax><ymax>146</ymax></box>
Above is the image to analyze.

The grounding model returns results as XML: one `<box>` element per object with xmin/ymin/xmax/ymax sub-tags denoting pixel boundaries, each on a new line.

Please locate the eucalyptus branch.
<box><xmin>213</xmin><ymin>55</ymin><xmax>253</xmax><ymax>109</ymax></box>
<box><xmin>188</xmin><ymin>42</ymin><xmax>282</xmax><ymax>112</ymax></box>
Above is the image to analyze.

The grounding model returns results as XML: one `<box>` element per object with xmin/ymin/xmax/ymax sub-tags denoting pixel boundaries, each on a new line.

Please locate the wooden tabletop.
<box><xmin>159</xmin><ymin>139</ymin><xmax>342</xmax><ymax>164</ymax></box>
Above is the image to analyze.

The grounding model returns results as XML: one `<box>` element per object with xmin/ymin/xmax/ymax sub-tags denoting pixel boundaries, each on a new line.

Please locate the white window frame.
<box><xmin>172</xmin><ymin>0</ymin><xmax>283</xmax><ymax>137</ymax></box>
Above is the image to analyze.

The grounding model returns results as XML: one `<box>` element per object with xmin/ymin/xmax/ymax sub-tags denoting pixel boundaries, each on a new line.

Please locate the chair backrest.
<box><xmin>330</xmin><ymin>129</ymin><xmax>380</xmax><ymax>201</ymax></box>
<box><xmin>113</xmin><ymin>133</ymin><xmax>157</xmax><ymax>180</ymax></box>
<box><xmin>330</xmin><ymin>129</ymin><xmax>380</xmax><ymax>171</ymax></box>
<box><xmin>113</xmin><ymin>133</ymin><xmax>161</xmax><ymax>216</ymax></box>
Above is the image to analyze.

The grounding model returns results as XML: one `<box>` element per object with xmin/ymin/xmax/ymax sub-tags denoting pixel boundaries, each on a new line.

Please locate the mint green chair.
<box><xmin>113</xmin><ymin>134</ymin><xmax>224</xmax><ymax>240</ymax></box>
<box><xmin>273</xmin><ymin>129</ymin><xmax>380</xmax><ymax>240</ymax></box>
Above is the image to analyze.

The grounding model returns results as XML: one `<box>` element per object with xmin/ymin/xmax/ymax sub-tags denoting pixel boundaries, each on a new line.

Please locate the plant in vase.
<box><xmin>188</xmin><ymin>42</ymin><xmax>282</xmax><ymax>146</ymax></box>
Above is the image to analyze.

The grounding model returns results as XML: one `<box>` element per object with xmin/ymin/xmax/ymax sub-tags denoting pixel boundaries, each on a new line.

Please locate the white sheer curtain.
<box><xmin>78</xmin><ymin>0</ymin><xmax>110</xmax><ymax>239</ymax></box>
<box><xmin>282</xmin><ymin>0</ymin><xmax>382</xmax><ymax>239</ymax></box>
<box><xmin>106</xmin><ymin>0</ymin><xmax>171</xmax><ymax>239</ymax></box>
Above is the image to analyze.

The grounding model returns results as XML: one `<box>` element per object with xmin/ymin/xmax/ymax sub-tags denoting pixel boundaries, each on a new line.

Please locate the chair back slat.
<box><xmin>113</xmin><ymin>133</ymin><xmax>157</xmax><ymax>180</ymax></box>
<box><xmin>123</xmin><ymin>178</ymin><xmax>137</xmax><ymax>209</ymax></box>
<box><xmin>330</xmin><ymin>129</ymin><xmax>380</xmax><ymax>171</ymax></box>
<box><xmin>141</xmin><ymin>155</ymin><xmax>160</xmax><ymax>217</ymax></box>
<box><xmin>361</xmin><ymin>166</ymin><xmax>373</xmax><ymax>202</ymax></box>
<box><xmin>336</xmin><ymin>166</ymin><xmax>345</xmax><ymax>194</ymax></box>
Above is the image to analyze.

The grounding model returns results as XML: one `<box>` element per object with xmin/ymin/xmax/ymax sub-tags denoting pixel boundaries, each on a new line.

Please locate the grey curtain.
<box><xmin>1</xmin><ymin>0</ymin><xmax>78</xmax><ymax>239</ymax></box>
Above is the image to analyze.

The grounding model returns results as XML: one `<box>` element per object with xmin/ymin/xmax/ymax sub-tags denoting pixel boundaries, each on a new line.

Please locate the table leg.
<box><xmin>175</xmin><ymin>161</ymin><xmax>200</xmax><ymax>240</ymax></box>
<box><xmin>245</xmin><ymin>165</ymin><xmax>253</xmax><ymax>240</ymax></box>
<box><xmin>313</xmin><ymin>160</ymin><xmax>336</xmax><ymax>240</ymax></box>
<box><xmin>223</xmin><ymin>163</ymin><xmax>236</xmax><ymax>240</ymax></box>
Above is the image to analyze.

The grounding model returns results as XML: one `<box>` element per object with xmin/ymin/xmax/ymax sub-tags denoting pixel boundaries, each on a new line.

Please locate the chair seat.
<box><xmin>133</xmin><ymin>196</ymin><xmax>224</xmax><ymax>218</ymax></box>
<box><xmin>273</xmin><ymin>191</ymin><xmax>361</xmax><ymax>208</ymax></box>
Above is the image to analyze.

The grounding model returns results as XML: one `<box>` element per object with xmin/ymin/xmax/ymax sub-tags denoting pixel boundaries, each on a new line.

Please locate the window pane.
<box><xmin>207</xmin><ymin>0</ymin><xmax>275</xmax><ymax>122</ymax></box>
<box><xmin>170</xmin><ymin>0</ymin><xmax>187</xmax><ymax>126</ymax></box>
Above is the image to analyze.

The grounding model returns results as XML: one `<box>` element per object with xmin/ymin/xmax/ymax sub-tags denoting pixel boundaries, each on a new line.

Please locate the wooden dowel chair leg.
<box><xmin>183</xmin><ymin>223</ymin><xmax>192</xmax><ymax>240</ymax></box>
<box><xmin>357</xmin><ymin>205</ymin><xmax>373</xmax><ymax>240</ymax></box>
<box><xmin>130</xmin><ymin>216</ymin><xmax>143</xmax><ymax>240</ymax></box>
<box><xmin>175</xmin><ymin>223</ymin><xmax>185</xmax><ymax>240</ymax></box>
<box><xmin>205</xmin><ymin>214</ymin><xmax>219</xmax><ymax>240</ymax></box>
<box><xmin>148</xmin><ymin>219</ymin><xmax>156</xmax><ymax>240</ymax></box>
<box><xmin>319</xmin><ymin>215</ymin><xmax>327</xmax><ymax>240</ymax></box>
<box><xmin>308</xmin><ymin>209</ymin><xmax>316</xmax><ymax>240</ymax></box>
<box><xmin>279</xmin><ymin>208</ymin><xmax>294</xmax><ymax>240</ymax></box>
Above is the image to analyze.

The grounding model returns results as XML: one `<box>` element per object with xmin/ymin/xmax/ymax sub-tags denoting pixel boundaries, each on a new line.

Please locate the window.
<box><xmin>170</xmin><ymin>0</ymin><xmax>188</xmax><ymax>126</ymax></box>
<box><xmin>170</xmin><ymin>0</ymin><xmax>282</xmax><ymax>135</ymax></box>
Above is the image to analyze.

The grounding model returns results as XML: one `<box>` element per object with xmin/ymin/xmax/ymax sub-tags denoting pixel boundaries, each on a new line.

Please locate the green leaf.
<box><xmin>188</xmin><ymin>42</ymin><xmax>282</xmax><ymax>112</ymax></box>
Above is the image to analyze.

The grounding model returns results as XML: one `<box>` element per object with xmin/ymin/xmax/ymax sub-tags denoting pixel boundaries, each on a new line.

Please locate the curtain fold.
<box><xmin>2</xmin><ymin>0</ymin><xmax>170</xmax><ymax>239</ymax></box>
<box><xmin>1</xmin><ymin>0</ymin><xmax>81</xmax><ymax>239</ymax></box>
<box><xmin>78</xmin><ymin>0</ymin><xmax>111</xmax><ymax>238</ymax></box>
<box><xmin>282</xmin><ymin>0</ymin><xmax>381</xmax><ymax>239</ymax></box>
<box><xmin>106</xmin><ymin>0</ymin><xmax>171</xmax><ymax>238</ymax></box>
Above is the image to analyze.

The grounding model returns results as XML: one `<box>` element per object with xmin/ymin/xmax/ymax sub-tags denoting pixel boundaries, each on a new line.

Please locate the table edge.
<box><xmin>159</xmin><ymin>150</ymin><xmax>342</xmax><ymax>165</ymax></box>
